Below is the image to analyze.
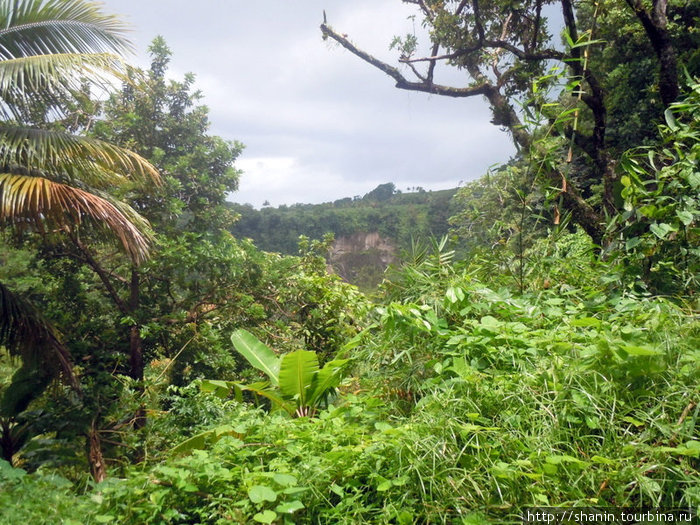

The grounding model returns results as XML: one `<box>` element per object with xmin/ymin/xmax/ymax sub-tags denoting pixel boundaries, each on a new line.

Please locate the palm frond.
<box><xmin>0</xmin><ymin>123</ymin><xmax>160</xmax><ymax>186</ymax></box>
<box><xmin>0</xmin><ymin>280</ymin><xmax>78</xmax><ymax>390</ymax></box>
<box><xmin>0</xmin><ymin>0</ymin><xmax>131</xmax><ymax>60</ymax></box>
<box><xmin>0</xmin><ymin>172</ymin><xmax>152</xmax><ymax>262</ymax></box>
<box><xmin>0</xmin><ymin>52</ymin><xmax>126</xmax><ymax>120</ymax></box>
<box><xmin>1</xmin><ymin>363</ymin><xmax>52</xmax><ymax>416</ymax></box>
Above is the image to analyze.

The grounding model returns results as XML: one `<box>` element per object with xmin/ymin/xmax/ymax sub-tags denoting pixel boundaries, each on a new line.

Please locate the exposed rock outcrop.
<box><xmin>328</xmin><ymin>232</ymin><xmax>396</xmax><ymax>289</ymax></box>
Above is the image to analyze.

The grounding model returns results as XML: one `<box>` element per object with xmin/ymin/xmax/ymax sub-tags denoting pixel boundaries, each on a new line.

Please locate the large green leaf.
<box><xmin>231</xmin><ymin>329</ymin><xmax>280</xmax><ymax>386</ymax></box>
<box><xmin>240</xmin><ymin>381</ymin><xmax>294</xmax><ymax>415</ymax></box>
<box><xmin>278</xmin><ymin>350</ymin><xmax>318</xmax><ymax>407</ymax></box>
<box><xmin>308</xmin><ymin>359</ymin><xmax>348</xmax><ymax>407</ymax></box>
<box><xmin>199</xmin><ymin>377</ymin><xmax>294</xmax><ymax>415</ymax></box>
<box><xmin>199</xmin><ymin>379</ymin><xmax>243</xmax><ymax>401</ymax></box>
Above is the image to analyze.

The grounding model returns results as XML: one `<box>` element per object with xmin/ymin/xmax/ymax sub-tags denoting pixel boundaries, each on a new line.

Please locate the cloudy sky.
<box><xmin>101</xmin><ymin>1</ymin><xmax>515</xmax><ymax>208</ymax></box>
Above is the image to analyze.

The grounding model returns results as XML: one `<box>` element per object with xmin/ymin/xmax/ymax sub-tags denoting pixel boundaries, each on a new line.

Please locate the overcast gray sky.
<box><xmin>101</xmin><ymin>1</ymin><xmax>515</xmax><ymax>208</ymax></box>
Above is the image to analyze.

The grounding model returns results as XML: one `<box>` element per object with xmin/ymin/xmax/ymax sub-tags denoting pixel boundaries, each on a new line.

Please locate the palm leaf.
<box><xmin>0</xmin><ymin>53</ymin><xmax>126</xmax><ymax>120</ymax></box>
<box><xmin>0</xmin><ymin>123</ymin><xmax>160</xmax><ymax>186</ymax></box>
<box><xmin>0</xmin><ymin>363</ymin><xmax>51</xmax><ymax>416</ymax></box>
<box><xmin>278</xmin><ymin>350</ymin><xmax>318</xmax><ymax>407</ymax></box>
<box><xmin>0</xmin><ymin>172</ymin><xmax>152</xmax><ymax>263</ymax></box>
<box><xmin>0</xmin><ymin>0</ymin><xmax>131</xmax><ymax>60</ymax></box>
<box><xmin>231</xmin><ymin>329</ymin><xmax>280</xmax><ymax>386</ymax></box>
<box><xmin>0</xmin><ymin>281</ymin><xmax>78</xmax><ymax>390</ymax></box>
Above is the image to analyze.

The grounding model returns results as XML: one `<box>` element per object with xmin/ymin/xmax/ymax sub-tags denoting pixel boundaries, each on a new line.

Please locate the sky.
<box><xmin>100</xmin><ymin>1</ymin><xmax>515</xmax><ymax>208</ymax></box>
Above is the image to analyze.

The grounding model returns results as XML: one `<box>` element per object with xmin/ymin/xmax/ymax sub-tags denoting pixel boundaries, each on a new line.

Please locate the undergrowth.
<box><xmin>2</xmin><ymin>233</ymin><xmax>698</xmax><ymax>524</ymax></box>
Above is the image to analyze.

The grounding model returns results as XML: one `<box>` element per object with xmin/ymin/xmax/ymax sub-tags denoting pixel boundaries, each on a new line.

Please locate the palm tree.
<box><xmin>0</xmin><ymin>0</ymin><xmax>160</xmax><ymax>262</ymax></box>
<box><xmin>0</xmin><ymin>0</ymin><xmax>159</xmax><ymax>475</ymax></box>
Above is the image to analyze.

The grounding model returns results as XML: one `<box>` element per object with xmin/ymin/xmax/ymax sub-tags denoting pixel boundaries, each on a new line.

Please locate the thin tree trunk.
<box><xmin>86</xmin><ymin>420</ymin><xmax>106</xmax><ymax>483</ymax></box>
<box><xmin>129</xmin><ymin>324</ymin><xmax>147</xmax><ymax>430</ymax></box>
<box><xmin>128</xmin><ymin>325</ymin><xmax>144</xmax><ymax>383</ymax></box>
<box><xmin>128</xmin><ymin>268</ymin><xmax>147</xmax><ymax>431</ymax></box>
<box><xmin>626</xmin><ymin>0</ymin><xmax>679</xmax><ymax>106</ymax></box>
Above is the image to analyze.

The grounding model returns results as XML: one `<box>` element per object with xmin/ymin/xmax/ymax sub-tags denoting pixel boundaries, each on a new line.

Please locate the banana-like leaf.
<box><xmin>199</xmin><ymin>378</ymin><xmax>293</xmax><ymax>415</ymax></box>
<box><xmin>0</xmin><ymin>172</ymin><xmax>152</xmax><ymax>263</ymax></box>
<box><xmin>278</xmin><ymin>350</ymin><xmax>318</xmax><ymax>407</ymax></box>
<box><xmin>230</xmin><ymin>329</ymin><xmax>280</xmax><ymax>386</ymax></box>
<box><xmin>308</xmin><ymin>359</ymin><xmax>349</xmax><ymax>408</ymax></box>
<box><xmin>242</xmin><ymin>381</ymin><xmax>294</xmax><ymax>415</ymax></box>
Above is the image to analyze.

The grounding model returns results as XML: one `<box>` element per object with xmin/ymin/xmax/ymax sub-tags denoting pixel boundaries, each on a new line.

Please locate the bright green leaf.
<box><xmin>231</xmin><ymin>329</ymin><xmax>280</xmax><ymax>386</ymax></box>
<box><xmin>253</xmin><ymin>510</ymin><xmax>277</xmax><ymax>524</ymax></box>
<box><xmin>279</xmin><ymin>350</ymin><xmax>318</xmax><ymax>406</ymax></box>
<box><xmin>275</xmin><ymin>500</ymin><xmax>304</xmax><ymax>514</ymax></box>
<box><xmin>248</xmin><ymin>485</ymin><xmax>278</xmax><ymax>504</ymax></box>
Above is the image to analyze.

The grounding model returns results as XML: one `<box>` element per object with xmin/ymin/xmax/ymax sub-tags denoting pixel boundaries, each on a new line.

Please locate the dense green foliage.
<box><xmin>1</xmin><ymin>1</ymin><xmax>698</xmax><ymax>523</ymax></box>
<box><xmin>609</xmin><ymin>79</ymin><xmax>700</xmax><ymax>295</ymax></box>
<box><xmin>2</xmin><ymin>234</ymin><xmax>698</xmax><ymax>523</ymax></box>
<box><xmin>231</xmin><ymin>185</ymin><xmax>457</xmax><ymax>255</ymax></box>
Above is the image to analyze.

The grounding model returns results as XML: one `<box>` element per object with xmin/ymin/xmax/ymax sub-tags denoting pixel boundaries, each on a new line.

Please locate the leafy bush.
<box><xmin>0</xmin><ymin>460</ymin><xmax>91</xmax><ymax>524</ymax></box>
<box><xmin>610</xmin><ymin>79</ymin><xmax>700</xmax><ymax>296</ymax></box>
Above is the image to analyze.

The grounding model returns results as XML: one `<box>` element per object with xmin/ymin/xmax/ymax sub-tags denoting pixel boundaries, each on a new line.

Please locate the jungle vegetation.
<box><xmin>0</xmin><ymin>0</ymin><xmax>698</xmax><ymax>524</ymax></box>
<box><xmin>230</xmin><ymin>184</ymin><xmax>457</xmax><ymax>258</ymax></box>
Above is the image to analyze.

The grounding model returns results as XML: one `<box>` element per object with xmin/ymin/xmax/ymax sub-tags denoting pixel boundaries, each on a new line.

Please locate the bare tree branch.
<box><xmin>426</xmin><ymin>42</ymin><xmax>439</xmax><ymax>83</ymax></box>
<box><xmin>68</xmin><ymin>231</ymin><xmax>129</xmax><ymax>315</ymax></box>
<box><xmin>320</xmin><ymin>22</ymin><xmax>492</xmax><ymax>98</ymax></box>
<box><xmin>455</xmin><ymin>0</ymin><xmax>470</xmax><ymax>17</ymax></box>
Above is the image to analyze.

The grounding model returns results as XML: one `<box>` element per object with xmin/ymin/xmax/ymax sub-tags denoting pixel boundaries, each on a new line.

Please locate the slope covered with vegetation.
<box><xmin>230</xmin><ymin>185</ymin><xmax>458</xmax><ymax>289</ymax></box>
<box><xmin>0</xmin><ymin>0</ymin><xmax>698</xmax><ymax>524</ymax></box>
<box><xmin>230</xmin><ymin>184</ymin><xmax>457</xmax><ymax>257</ymax></box>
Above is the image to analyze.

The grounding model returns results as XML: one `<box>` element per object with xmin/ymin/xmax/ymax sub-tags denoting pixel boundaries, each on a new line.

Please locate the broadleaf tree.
<box><xmin>320</xmin><ymin>0</ymin><xmax>698</xmax><ymax>246</ymax></box>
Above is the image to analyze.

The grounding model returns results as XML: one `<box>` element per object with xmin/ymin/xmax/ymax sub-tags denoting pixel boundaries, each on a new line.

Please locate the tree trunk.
<box><xmin>128</xmin><ymin>324</ymin><xmax>144</xmax><ymax>383</ymax></box>
<box><xmin>626</xmin><ymin>0</ymin><xmax>679</xmax><ymax>106</ymax></box>
<box><xmin>127</xmin><ymin>268</ymin><xmax>147</xmax><ymax>431</ymax></box>
<box><xmin>86</xmin><ymin>421</ymin><xmax>106</xmax><ymax>483</ymax></box>
<box><xmin>562</xmin><ymin>194</ymin><xmax>604</xmax><ymax>246</ymax></box>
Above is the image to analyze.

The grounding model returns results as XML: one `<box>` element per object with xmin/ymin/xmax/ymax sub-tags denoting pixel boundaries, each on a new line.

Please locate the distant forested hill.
<box><xmin>228</xmin><ymin>183</ymin><xmax>459</xmax><ymax>287</ymax></box>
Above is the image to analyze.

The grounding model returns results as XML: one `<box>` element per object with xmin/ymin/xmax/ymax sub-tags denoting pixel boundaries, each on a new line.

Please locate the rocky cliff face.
<box><xmin>328</xmin><ymin>232</ymin><xmax>396</xmax><ymax>289</ymax></box>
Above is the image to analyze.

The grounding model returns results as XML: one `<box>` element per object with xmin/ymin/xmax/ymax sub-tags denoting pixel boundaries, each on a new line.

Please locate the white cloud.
<box><xmin>235</xmin><ymin>156</ymin><xmax>366</xmax><ymax>208</ymax></box>
<box><xmin>100</xmin><ymin>1</ymin><xmax>516</xmax><ymax>207</ymax></box>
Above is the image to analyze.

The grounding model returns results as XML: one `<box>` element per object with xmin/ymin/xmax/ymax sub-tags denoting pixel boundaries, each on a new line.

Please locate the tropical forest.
<box><xmin>0</xmin><ymin>1</ymin><xmax>698</xmax><ymax>524</ymax></box>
